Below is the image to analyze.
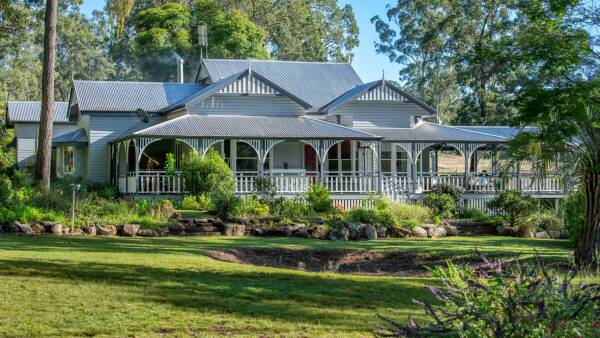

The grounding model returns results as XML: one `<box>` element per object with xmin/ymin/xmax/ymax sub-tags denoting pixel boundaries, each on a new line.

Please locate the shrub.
<box><xmin>213</xmin><ymin>194</ymin><xmax>241</xmax><ymax>221</ymax></box>
<box><xmin>430</xmin><ymin>182</ymin><xmax>463</xmax><ymax>203</ymax></box>
<box><xmin>182</xmin><ymin>195</ymin><xmax>201</xmax><ymax>210</ymax></box>
<box><xmin>562</xmin><ymin>189</ymin><xmax>585</xmax><ymax>246</ymax></box>
<box><xmin>272</xmin><ymin>198</ymin><xmax>311</xmax><ymax>221</ymax></box>
<box><xmin>391</xmin><ymin>202</ymin><xmax>430</xmax><ymax>223</ymax></box>
<box><xmin>254</xmin><ymin>176</ymin><xmax>277</xmax><ymax>206</ymax></box>
<box><xmin>305</xmin><ymin>183</ymin><xmax>332</xmax><ymax>212</ymax></box>
<box><xmin>397</xmin><ymin>218</ymin><xmax>421</xmax><ymax>230</ymax></box>
<box><xmin>378</xmin><ymin>255</ymin><xmax>600</xmax><ymax>337</ymax></box>
<box><xmin>423</xmin><ymin>192</ymin><xmax>456</xmax><ymax>220</ymax></box>
<box><xmin>234</xmin><ymin>195</ymin><xmax>270</xmax><ymax>218</ymax></box>
<box><xmin>164</xmin><ymin>152</ymin><xmax>176</xmax><ymax>177</ymax></box>
<box><xmin>528</xmin><ymin>210</ymin><xmax>562</xmax><ymax>232</ymax></box>
<box><xmin>455</xmin><ymin>207</ymin><xmax>488</xmax><ymax>220</ymax></box>
<box><xmin>180</xmin><ymin>149</ymin><xmax>235</xmax><ymax>198</ymax></box>
<box><xmin>486</xmin><ymin>190</ymin><xmax>536</xmax><ymax>228</ymax></box>
<box><xmin>348</xmin><ymin>207</ymin><xmax>374</xmax><ymax>224</ymax></box>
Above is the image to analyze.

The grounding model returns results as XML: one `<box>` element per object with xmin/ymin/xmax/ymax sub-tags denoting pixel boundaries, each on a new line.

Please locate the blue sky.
<box><xmin>80</xmin><ymin>0</ymin><xmax>398</xmax><ymax>82</ymax></box>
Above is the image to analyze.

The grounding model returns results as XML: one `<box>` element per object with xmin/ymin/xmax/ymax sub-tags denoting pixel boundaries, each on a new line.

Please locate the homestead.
<box><xmin>6</xmin><ymin>59</ymin><xmax>563</xmax><ymax>209</ymax></box>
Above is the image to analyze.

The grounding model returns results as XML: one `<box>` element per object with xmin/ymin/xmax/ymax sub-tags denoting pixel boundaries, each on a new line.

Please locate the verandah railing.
<box><xmin>118</xmin><ymin>170</ymin><xmax>563</xmax><ymax>196</ymax></box>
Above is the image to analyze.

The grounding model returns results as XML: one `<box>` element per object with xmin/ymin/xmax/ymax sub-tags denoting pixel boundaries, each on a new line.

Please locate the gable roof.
<box><xmin>161</xmin><ymin>68</ymin><xmax>312</xmax><ymax>113</ymax></box>
<box><xmin>356</xmin><ymin>122</ymin><xmax>509</xmax><ymax>143</ymax></box>
<box><xmin>72</xmin><ymin>80</ymin><xmax>206</xmax><ymax>112</ymax></box>
<box><xmin>198</xmin><ymin>59</ymin><xmax>363</xmax><ymax>108</ymax></box>
<box><xmin>453</xmin><ymin>126</ymin><xmax>533</xmax><ymax>139</ymax></box>
<box><xmin>319</xmin><ymin>80</ymin><xmax>437</xmax><ymax>114</ymax></box>
<box><xmin>6</xmin><ymin>101</ymin><xmax>71</xmax><ymax>126</ymax></box>
<box><xmin>52</xmin><ymin>128</ymin><xmax>88</xmax><ymax>146</ymax></box>
<box><xmin>113</xmin><ymin>115</ymin><xmax>381</xmax><ymax>141</ymax></box>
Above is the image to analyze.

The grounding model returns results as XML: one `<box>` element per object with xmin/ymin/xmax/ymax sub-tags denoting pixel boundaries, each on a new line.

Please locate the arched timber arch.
<box><xmin>393</xmin><ymin>143</ymin><xmax>413</xmax><ymax>163</ymax></box>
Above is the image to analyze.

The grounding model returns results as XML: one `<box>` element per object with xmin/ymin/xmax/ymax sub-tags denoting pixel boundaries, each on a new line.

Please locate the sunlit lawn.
<box><xmin>0</xmin><ymin>235</ymin><xmax>572</xmax><ymax>337</ymax></box>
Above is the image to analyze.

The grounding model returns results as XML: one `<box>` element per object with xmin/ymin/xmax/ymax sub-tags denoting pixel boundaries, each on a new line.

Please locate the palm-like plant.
<box><xmin>508</xmin><ymin>78</ymin><xmax>600</xmax><ymax>269</ymax></box>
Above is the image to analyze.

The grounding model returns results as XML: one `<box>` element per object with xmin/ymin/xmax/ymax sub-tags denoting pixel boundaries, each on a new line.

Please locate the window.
<box><xmin>236</xmin><ymin>142</ymin><xmax>257</xmax><ymax>172</ymax></box>
<box><xmin>381</xmin><ymin>150</ymin><xmax>392</xmax><ymax>173</ymax></box>
<box><xmin>396</xmin><ymin>150</ymin><xmax>408</xmax><ymax>173</ymax></box>
<box><xmin>63</xmin><ymin>147</ymin><xmax>74</xmax><ymax>174</ymax></box>
<box><xmin>327</xmin><ymin>141</ymin><xmax>352</xmax><ymax>172</ymax></box>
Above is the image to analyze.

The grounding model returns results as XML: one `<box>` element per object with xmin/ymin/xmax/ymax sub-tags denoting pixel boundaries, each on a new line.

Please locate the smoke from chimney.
<box><xmin>177</xmin><ymin>58</ymin><xmax>184</xmax><ymax>83</ymax></box>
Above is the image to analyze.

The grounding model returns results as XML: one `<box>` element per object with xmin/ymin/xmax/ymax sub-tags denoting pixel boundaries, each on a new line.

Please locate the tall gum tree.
<box><xmin>35</xmin><ymin>0</ymin><xmax>58</xmax><ymax>189</ymax></box>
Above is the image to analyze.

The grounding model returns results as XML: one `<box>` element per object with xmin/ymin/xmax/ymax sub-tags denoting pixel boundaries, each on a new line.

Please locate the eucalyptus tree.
<box><xmin>35</xmin><ymin>0</ymin><xmax>58</xmax><ymax>189</ymax></box>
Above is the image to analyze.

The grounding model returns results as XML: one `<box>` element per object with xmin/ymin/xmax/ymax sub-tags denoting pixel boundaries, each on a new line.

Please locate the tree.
<box><xmin>193</xmin><ymin>0</ymin><xmax>269</xmax><ymax>59</ymax></box>
<box><xmin>371</xmin><ymin>0</ymin><xmax>560</xmax><ymax>125</ymax></box>
<box><xmin>107</xmin><ymin>0</ymin><xmax>135</xmax><ymax>36</ymax></box>
<box><xmin>224</xmin><ymin>0</ymin><xmax>359</xmax><ymax>62</ymax></box>
<box><xmin>35</xmin><ymin>0</ymin><xmax>58</xmax><ymax>189</ymax></box>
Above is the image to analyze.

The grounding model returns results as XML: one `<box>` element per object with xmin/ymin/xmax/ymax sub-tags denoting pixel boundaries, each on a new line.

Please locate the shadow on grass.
<box><xmin>0</xmin><ymin>257</ymin><xmax>429</xmax><ymax>332</ymax></box>
<box><xmin>0</xmin><ymin>235</ymin><xmax>572</xmax><ymax>258</ymax></box>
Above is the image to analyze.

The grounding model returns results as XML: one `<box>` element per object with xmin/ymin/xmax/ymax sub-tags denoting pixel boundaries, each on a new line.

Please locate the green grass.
<box><xmin>0</xmin><ymin>236</ymin><xmax>572</xmax><ymax>337</ymax></box>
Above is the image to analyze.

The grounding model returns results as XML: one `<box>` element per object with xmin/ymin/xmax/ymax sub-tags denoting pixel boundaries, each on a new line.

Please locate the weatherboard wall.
<box><xmin>14</xmin><ymin>123</ymin><xmax>78</xmax><ymax>168</ymax></box>
<box><xmin>87</xmin><ymin>114</ymin><xmax>140</xmax><ymax>183</ymax></box>
<box><xmin>334</xmin><ymin>101</ymin><xmax>430</xmax><ymax>128</ymax></box>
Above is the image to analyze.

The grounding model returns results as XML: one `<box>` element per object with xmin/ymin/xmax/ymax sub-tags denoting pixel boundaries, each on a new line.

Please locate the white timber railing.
<box><xmin>118</xmin><ymin>170</ymin><xmax>563</xmax><ymax>196</ymax></box>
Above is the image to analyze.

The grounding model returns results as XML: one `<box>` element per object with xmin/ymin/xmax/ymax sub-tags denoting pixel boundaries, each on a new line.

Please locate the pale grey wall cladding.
<box><xmin>88</xmin><ymin>114</ymin><xmax>141</xmax><ymax>183</ymax></box>
<box><xmin>15</xmin><ymin>123</ymin><xmax>78</xmax><ymax>167</ymax></box>
<box><xmin>189</xmin><ymin>95</ymin><xmax>306</xmax><ymax>116</ymax></box>
<box><xmin>336</xmin><ymin>101</ymin><xmax>427</xmax><ymax>128</ymax></box>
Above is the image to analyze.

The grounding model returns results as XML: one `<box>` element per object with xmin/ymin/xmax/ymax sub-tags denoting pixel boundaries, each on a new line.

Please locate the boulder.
<box><xmin>377</xmin><ymin>226</ymin><xmax>387</xmax><ymax>238</ymax></box>
<box><xmin>308</xmin><ymin>225</ymin><xmax>328</xmax><ymax>239</ymax></box>
<box><xmin>346</xmin><ymin>223</ymin><xmax>362</xmax><ymax>240</ymax></box>
<box><xmin>117</xmin><ymin>224</ymin><xmax>139</xmax><ymax>237</ymax></box>
<box><xmin>293</xmin><ymin>228</ymin><xmax>310</xmax><ymax>238</ymax></box>
<box><xmin>212</xmin><ymin>220</ymin><xmax>225</xmax><ymax>229</ymax></box>
<box><xmin>520</xmin><ymin>231</ymin><xmax>535</xmax><ymax>238</ymax></box>
<box><xmin>17</xmin><ymin>222</ymin><xmax>33</xmax><ymax>235</ymax></box>
<box><xmin>3</xmin><ymin>222</ymin><xmax>20</xmax><ymax>233</ymax></box>
<box><xmin>84</xmin><ymin>226</ymin><xmax>96</xmax><ymax>236</ymax></box>
<box><xmin>168</xmin><ymin>223</ymin><xmax>186</xmax><ymax>235</ymax></box>
<box><xmin>362</xmin><ymin>224</ymin><xmax>378</xmax><ymax>240</ymax></box>
<box><xmin>50</xmin><ymin>223</ymin><xmax>63</xmax><ymax>236</ymax></box>
<box><xmin>497</xmin><ymin>225</ymin><xmax>517</xmax><ymax>237</ymax></box>
<box><xmin>411</xmin><ymin>226</ymin><xmax>428</xmax><ymax>238</ymax></box>
<box><xmin>71</xmin><ymin>228</ymin><xmax>85</xmax><ymax>236</ymax></box>
<box><xmin>223</xmin><ymin>223</ymin><xmax>245</xmax><ymax>237</ymax></box>
<box><xmin>394</xmin><ymin>227</ymin><xmax>412</xmax><ymax>238</ymax></box>
<box><xmin>547</xmin><ymin>230</ymin><xmax>564</xmax><ymax>239</ymax></box>
<box><xmin>137</xmin><ymin>229</ymin><xmax>159</xmax><ymax>237</ymax></box>
<box><xmin>96</xmin><ymin>224</ymin><xmax>117</xmax><ymax>236</ymax></box>
<box><xmin>250</xmin><ymin>228</ymin><xmax>264</xmax><ymax>236</ymax></box>
<box><xmin>427</xmin><ymin>226</ymin><xmax>448</xmax><ymax>238</ymax></box>
<box><xmin>329</xmin><ymin>227</ymin><xmax>349</xmax><ymax>241</ymax></box>
<box><xmin>30</xmin><ymin>223</ymin><xmax>46</xmax><ymax>235</ymax></box>
<box><xmin>535</xmin><ymin>231</ymin><xmax>550</xmax><ymax>239</ymax></box>
<box><xmin>262</xmin><ymin>227</ymin><xmax>293</xmax><ymax>237</ymax></box>
<box><xmin>62</xmin><ymin>227</ymin><xmax>71</xmax><ymax>235</ymax></box>
<box><xmin>443</xmin><ymin>224</ymin><xmax>459</xmax><ymax>236</ymax></box>
<box><xmin>158</xmin><ymin>228</ymin><xmax>170</xmax><ymax>237</ymax></box>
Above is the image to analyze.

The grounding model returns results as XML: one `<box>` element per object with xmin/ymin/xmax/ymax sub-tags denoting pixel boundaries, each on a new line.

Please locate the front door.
<box><xmin>304</xmin><ymin>145</ymin><xmax>317</xmax><ymax>173</ymax></box>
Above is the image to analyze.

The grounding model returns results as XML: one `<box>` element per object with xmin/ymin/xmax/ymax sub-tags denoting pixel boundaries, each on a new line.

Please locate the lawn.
<box><xmin>0</xmin><ymin>235</ymin><xmax>572</xmax><ymax>337</ymax></box>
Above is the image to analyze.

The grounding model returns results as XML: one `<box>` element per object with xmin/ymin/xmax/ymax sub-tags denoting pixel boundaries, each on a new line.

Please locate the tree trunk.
<box><xmin>574</xmin><ymin>172</ymin><xmax>600</xmax><ymax>269</ymax></box>
<box><xmin>35</xmin><ymin>0</ymin><xmax>58</xmax><ymax>190</ymax></box>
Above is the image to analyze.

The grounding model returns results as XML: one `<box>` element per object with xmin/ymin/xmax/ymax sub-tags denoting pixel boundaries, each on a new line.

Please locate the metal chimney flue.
<box><xmin>177</xmin><ymin>58</ymin><xmax>184</xmax><ymax>83</ymax></box>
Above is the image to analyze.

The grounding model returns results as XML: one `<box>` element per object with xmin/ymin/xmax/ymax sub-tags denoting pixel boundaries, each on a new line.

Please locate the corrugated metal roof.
<box><xmin>200</xmin><ymin>59</ymin><xmax>363</xmax><ymax>108</ymax></box>
<box><xmin>7</xmin><ymin>101</ymin><xmax>70</xmax><ymax>125</ymax></box>
<box><xmin>73</xmin><ymin>80</ymin><xmax>206</xmax><ymax>112</ymax></box>
<box><xmin>356</xmin><ymin>123</ymin><xmax>509</xmax><ymax>143</ymax></box>
<box><xmin>454</xmin><ymin>126</ymin><xmax>533</xmax><ymax>139</ymax></box>
<box><xmin>118</xmin><ymin>115</ymin><xmax>380</xmax><ymax>140</ymax></box>
<box><xmin>52</xmin><ymin>128</ymin><xmax>88</xmax><ymax>145</ymax></box>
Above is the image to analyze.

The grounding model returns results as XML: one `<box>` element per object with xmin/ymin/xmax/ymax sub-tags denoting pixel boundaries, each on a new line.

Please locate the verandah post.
<box><xmin>377</xmin><ymin>141</ymin><xmax>382</xmax><ymax>194</ymax></box>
